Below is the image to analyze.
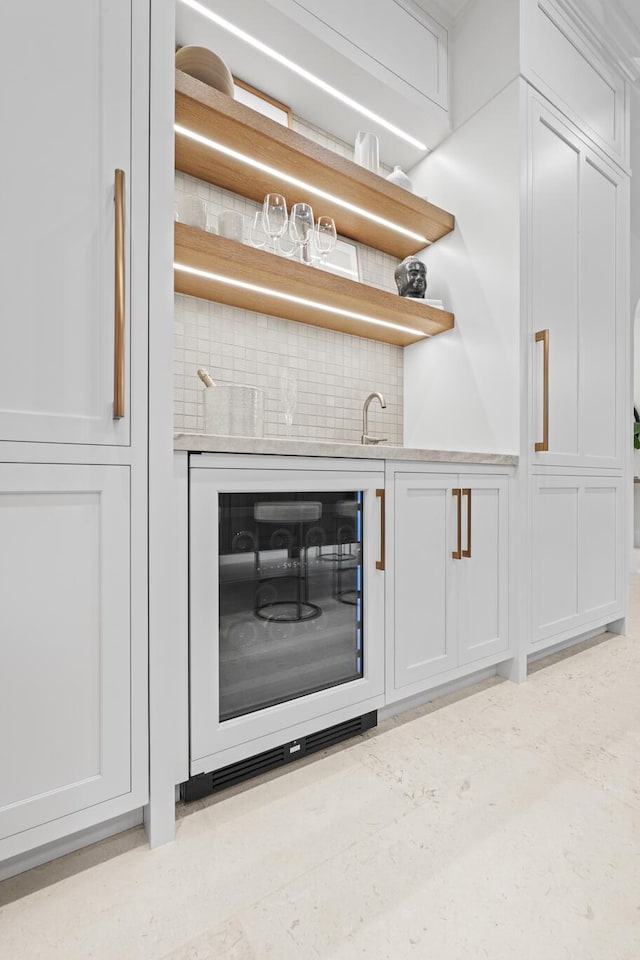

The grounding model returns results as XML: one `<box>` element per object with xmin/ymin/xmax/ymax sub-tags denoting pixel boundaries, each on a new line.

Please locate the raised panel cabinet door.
<box><xmin>0</xmin><ymin>1</ymin><xmax>131</xmax><ymax>445</ymax></box>
<box><xmin>393</xmin><ymin>473</ymin><xmax>458</xmax><ymax>688</ymax></box>
<box><xmin>578</xmin><ymin>154</ymin><xmax>625</xmax><ymax>466</ymax></box>
<box><xmin>0</xmin><ymin>463</ymin><xmax>131</xmax><ymax>840</ymax></box>
<box><xmin>530</xmin><ymin>103</ymin><xmax>580</xmax><ymax>461</ymax></box>
<box><xmin>457</xmin><ymin>476</ymin><xmax>509</xmax><ymax>666</ymax></box>
<box><xmin>531</xmin><ymin>477</ymin><xmax>580</xmax><ymax>643</ymax></box>
<box><xmin>579</xmin><ymin>479</ymin><xmax>623</xmax><ymax>622</ymax></box>
<box><xmin>266</xmin><ymin>0</ymin><xmax>448</xmax><ymax>110</ymax></box>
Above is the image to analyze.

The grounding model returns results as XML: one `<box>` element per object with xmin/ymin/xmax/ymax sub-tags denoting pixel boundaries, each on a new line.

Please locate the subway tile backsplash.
<box><xmin>174</xmin><ymin>115</ymin><xmax>404</xmax><ymax>444</ymax></box>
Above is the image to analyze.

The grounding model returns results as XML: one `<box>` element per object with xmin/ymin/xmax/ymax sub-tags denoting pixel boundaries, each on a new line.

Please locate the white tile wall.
<box><xmin>174</xmin><ymin>115</ymin><xmax>404</xmax><ymax>443</ymax></box>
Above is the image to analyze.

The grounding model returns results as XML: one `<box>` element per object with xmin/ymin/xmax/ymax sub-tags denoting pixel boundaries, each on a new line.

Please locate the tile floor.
<box><xmin>1</xmin><ymin>585</ymin><xmax>640</xmax><ymax>959</ymax></box>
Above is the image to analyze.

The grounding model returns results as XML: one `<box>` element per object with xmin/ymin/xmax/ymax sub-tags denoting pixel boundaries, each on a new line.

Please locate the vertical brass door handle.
<box><xmin>113</xmin><ymin>169</ymin><xmax>125</xmax><ymax>420</ymax></box>
<box><xmin>462</xmin><ymin>488</ymin><xmax>471</xmax><ymax>558</ymax></box>
<box><xmin>452</xmin><ymin>488</ymin><xmax>462</xmax><ymax>559</ymax></box>
<box><xmin>375</xmin><ymin>488</ymin><xmax>385</xmax><ymax>571</ymax></box>
<box><xmin>534</xmin><ymin>328</ymin><xmax>549</xmax><ymax>452</ymax></box>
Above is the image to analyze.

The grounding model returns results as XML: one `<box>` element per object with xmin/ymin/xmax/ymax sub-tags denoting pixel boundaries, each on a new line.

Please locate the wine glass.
<box><xmin>276</xmin><ymin>219</ymin><xmax>297</xmax><ymax>257</ymax></box>
<box><xmin>248</xmin><ymin>210</ymin><xmax>267</xmax><ymax>248</ymax></box>
<box><xmin>262</xmin><ymin>193</ymin><xmax>288</xmax><ymax>251</ymax></box>
<box><xmin>311</xmin><ymin>216</ymin><xmax>337</xmax><ymax>268</ymax></box>
<box><xmin>279</xmin><ymin>370</ymin><xmax>297</xmax><ymax>436</ymax></box>
<box><xmin>289</xmin><ymin>202</ymin><xmax>314</xmax><ymax>263</ymax></box>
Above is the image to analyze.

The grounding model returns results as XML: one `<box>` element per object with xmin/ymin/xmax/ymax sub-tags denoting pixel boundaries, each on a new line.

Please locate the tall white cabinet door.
<box><xmin>0</xmin><ymin>463</ymin><xmax>131</xmax><ymax>839</ymax></box>
<box><xmin>530</xmin><ymin>103</ymin><xmax>580</xmax><ymax>460</ymax></box>
<box><xmin>578</xmin><ymin>156</ymin><xmax>622</xmax><ymax>463</ymax></box>
<box><xmin>0</xmin><ymin>1</ymin><xmax>131</xmax><ymax>446</ymax></box>
<box><xmin>457</xmin><ymin>476</ymin><xmax>509</xmax><ymax>666</ymax></box>
<box><xmin>393</xmin><ymin>473</ymin><xmax>458</xmax><ymax>687</ymax></box>
<box><xmin>530</xmin><ymin>98</ymin><xmax>626</xmax><ymax>468</ymax></box>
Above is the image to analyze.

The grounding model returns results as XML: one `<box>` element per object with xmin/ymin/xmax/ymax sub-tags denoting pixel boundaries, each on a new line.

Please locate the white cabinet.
<box><xmin>265</xmin><ymin>0</ymin><xmax>449</xmax><ymax>111</ymax></box>
<box><xmin>530</xmin><ymin>97</ymin><xmax>627</xmax><ymax>469</ymax></box>
<box><xmin>532</xmin><ymin>474</ymin><xmax>624</xmax><ymax>645</ymax></box>
<box><xmin>387</xmin><ymin>466</ymin><xmax>509</xmax><ymax>702</ymax></box>
<box><xmin>0</xmin><ymin>0</ymin><xmax>132</xmax><ymax>446</ymax></box>
<box><xmin>0</xmin><ymin>464</ymin><xmax>133</xmax><ymax>851</ymax></box>
<box><xmin>0</xmin><ymin>0</ymin><xmax>149</xmax><ymax>867</ymax></box>
<box><xmin>521</xmin><ymin>0</ymin><xmax>628</xmax><ymax>166</ymax></box>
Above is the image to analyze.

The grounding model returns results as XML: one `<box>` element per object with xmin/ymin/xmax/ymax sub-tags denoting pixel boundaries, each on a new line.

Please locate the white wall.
<box><xmin>404</xmin><ymin>78</ymin><xmax>522</xmax><ymax>454</ymax></box>
<box><xmin>450</xmin><ymin>0</ymin><xmax>520</xmax><ymax>129</ymax></box>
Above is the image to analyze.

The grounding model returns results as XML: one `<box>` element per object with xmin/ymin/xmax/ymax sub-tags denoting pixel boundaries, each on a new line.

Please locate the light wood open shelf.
<box><xmin>175</xmin><ymin>70</ymin><xmax>455</xmax><ymax>260</ymax></box>
<box><xmin>174</xmin><ymin>223</ymin><xmax>454</xmax><ymax>347</ymax></box>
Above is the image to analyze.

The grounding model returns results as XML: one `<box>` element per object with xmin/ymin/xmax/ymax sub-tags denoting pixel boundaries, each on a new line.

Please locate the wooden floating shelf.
<box><xmin>175</xmin><ymin>70</ymin><xmax>455</xmax><ymax>260</ymax></box>
<box><xmin>174</xmin><ymin>223</ymin><xmax>455</xmax><ymax>347</ymax></box>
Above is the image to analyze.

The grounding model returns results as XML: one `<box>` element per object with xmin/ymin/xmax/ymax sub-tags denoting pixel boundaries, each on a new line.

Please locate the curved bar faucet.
<box><xmin>361</xmin><ymin>392</ymin><xmax>387</xmax><ymax>445</ymax></box>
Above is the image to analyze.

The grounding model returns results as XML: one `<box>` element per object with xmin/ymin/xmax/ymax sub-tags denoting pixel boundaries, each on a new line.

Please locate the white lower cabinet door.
<box><xmin>0</xmin><ymin>463</ymin><xmax>131</xmax><ymax>841</ymax></box>
<box><xmin>457</xmin><ymin>474</ymin><xmax>509</xmax><ymax>666</ymax></box>
<box><xmin>532</xmin><ymin>475</ymin><xmax>623</xmax><ymax>645</ymax></box>
<box><xmin>392</xmin><ymin>470</ymin><xmax>509</xmax><ymax>693</ymax></box>
<box><xmin>393</xmin><ymin>473</ymin><xmax>458</xmax><ymax>687</ymax></box>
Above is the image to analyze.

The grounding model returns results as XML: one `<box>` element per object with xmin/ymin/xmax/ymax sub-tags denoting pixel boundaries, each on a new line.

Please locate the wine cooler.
<box><xmin>186</xmin><ymin>455</ymin><xmax>385</xmax><ymax>786</ymax></box>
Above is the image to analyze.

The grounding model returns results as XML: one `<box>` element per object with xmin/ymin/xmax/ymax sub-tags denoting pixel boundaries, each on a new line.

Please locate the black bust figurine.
<box><xmin>394</xmin><ymin>256</ymin><xmax>427</xmax><ymax>298</ymax></box>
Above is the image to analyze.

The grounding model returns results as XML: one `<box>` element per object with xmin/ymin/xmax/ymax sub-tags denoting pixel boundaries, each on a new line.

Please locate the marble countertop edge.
<box><xmin>174</xmin><ymin>433</ymin><xmax>519</xmax><ymax>466</ymax></box>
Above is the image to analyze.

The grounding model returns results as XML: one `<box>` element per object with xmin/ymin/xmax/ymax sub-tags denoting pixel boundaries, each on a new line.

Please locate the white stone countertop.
<box><xmin>174</xmin><ymin>433</ymin><xmax>519</xmax><ymax>466</ymax></box>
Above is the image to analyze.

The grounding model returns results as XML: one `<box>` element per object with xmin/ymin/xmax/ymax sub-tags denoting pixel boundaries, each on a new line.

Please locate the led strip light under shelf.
<box><xmin>173</xmin><ymin>262</ymin><xmax>432</xmax><ymax>339</ymax></box>
<box><xmin>174</xmin><ymin>124</ymin><xmax>429</xmax><ymax>247</ymax></box>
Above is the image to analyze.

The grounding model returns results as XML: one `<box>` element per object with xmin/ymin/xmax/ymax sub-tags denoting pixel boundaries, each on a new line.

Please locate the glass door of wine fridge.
<box><xmin>189</xmin><ymin>456</ymin><xmax>385</xmax><ymax>776</ymax></box>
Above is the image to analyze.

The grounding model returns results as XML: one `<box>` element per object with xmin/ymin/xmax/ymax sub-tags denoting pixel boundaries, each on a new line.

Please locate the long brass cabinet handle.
<box><xmin>375</xmin><ymin>488</ymin><xmax>385</xmax><ymax>570</ymax></box>
<box><xmin>462</xmin><ymin>488</ymin><xmax>471</xmax><ymax>558</ymax></box>
<box><xmin>534</xmin><ymin>328</ymin><xmax>549</xmax><ymax>452</ymax></box>
<box><xmin>452</xmin><ymin>488</ymin><xmax>462</xmax><ymax>559</ymax></box>
<box><xmin>113</xmin><ymin>168</ymin><xmax>125</xmax><ymax>420</ymax></box>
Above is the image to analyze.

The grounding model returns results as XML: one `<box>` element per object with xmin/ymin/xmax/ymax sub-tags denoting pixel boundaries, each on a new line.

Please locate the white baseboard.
<box><xmin>0</xmin><ymin>809</ymin><xmax>144</xmax><ymax>883</ymax></box>
<box><xmin>378</xmin><ymin>665</ymin><xmax>500</xmax><ymax>721</ymax></box>
<box><xmin>527</xmin><ymin>625</ymin><xmax>613</xmax><ymax>664</ymax></box>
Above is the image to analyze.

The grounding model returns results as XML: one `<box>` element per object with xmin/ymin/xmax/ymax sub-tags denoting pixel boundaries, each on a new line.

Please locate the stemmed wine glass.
<box><xmin>279</xmin><ymin>370</ymin><xmax>297</xmax><ymax>436</ymax></box>
<box><xmin>277</xmin><ymin>219</ymin><xmax>297</xmax><ymax>258</ymax></box>
<box><xmin>289</xmin><ymin>202</ymin><xmax>314</xmax><ymax>263</ymax></box>
<box><xmin>262</xmin><ymin>193</ymin><xmax>288</xmax><ymax>251</ymax></box>
<box><xmin>248</xmin><ymin>210</ymin><xmax>267</xmax><ymax>248</ymax></box>
<box><xmin>311</xmin><ymin>216</ymin><xmax>337</xmax><ymax>268</ymax></box>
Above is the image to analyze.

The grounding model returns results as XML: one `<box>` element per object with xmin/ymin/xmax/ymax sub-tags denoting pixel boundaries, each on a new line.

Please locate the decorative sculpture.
<box><xmin>394</xmin><ymin>256</ymin><xmax>427</xmax><ymax>299</ymax></box>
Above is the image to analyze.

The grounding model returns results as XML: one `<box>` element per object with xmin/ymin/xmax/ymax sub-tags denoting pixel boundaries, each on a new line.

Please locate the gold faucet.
<box><xmin>361</xmin><ymin>392</ymin><xmax>387</xmax><ymax>444</ymax></box>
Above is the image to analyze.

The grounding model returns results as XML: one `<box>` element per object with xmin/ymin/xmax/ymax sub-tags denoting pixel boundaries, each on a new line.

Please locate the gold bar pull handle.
<box><xmin>113</xmin><ymin>169</ymin><xmax>125</xmax><ymax>420</ymax></box>
<box><xmin>452</xmin><ymin>488</ymin><xmax>462</xmax><ymax>560</ymax></box>
<box><xmin>375</xmin><ymin>488</ymin><xmax>385</xmax><ymax>571</ymax></box>
<box><xmin>462</xmin><ymin>488</ymin><xmax>471</xmax><ymax>558</ymax></box>
<box><xmin>534</xmin><ymin>328</ymin><xmax>549</xmax><ymax>452</ymax></box>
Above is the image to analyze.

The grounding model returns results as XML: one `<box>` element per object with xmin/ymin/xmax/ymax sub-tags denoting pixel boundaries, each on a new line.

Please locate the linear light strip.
<box><xmin>177</xmin><ymin>0</ymin><xmax>427</xmax><ymax>151</ymax></box>
<box><xmin>174</xmin><ymin>262</ymin><xmax>430</xmax><ymax>338</ymax></box>
<box><xmin>175</xmin><ymin>124</ymin><xmax>428</xmax><ymax>246</ymax></box>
